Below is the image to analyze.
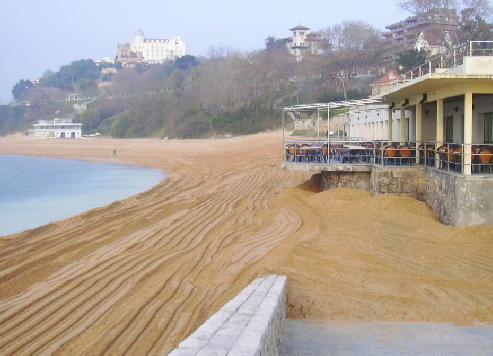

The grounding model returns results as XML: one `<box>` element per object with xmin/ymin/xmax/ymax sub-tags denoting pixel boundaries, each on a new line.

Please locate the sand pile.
<box><xmin>0</xmin><ymin>132</ymin><xmax>492</xmax><ymax>355</ymax></box>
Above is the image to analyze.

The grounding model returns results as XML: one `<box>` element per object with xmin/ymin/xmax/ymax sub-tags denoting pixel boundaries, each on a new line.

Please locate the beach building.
<box><xmin>282</xmin><ymin>41</ymin><xmax>493</xmax><ymax>227</ymax></box>
<box><xmin>33</xmin><ymin>118</ymin><xmax>82</xmax><ymax>139</ymax></box>
<box><xmin>349</xmin><ymin>104</ymin><xmax>409</xmax><ymax>141</ymax></box>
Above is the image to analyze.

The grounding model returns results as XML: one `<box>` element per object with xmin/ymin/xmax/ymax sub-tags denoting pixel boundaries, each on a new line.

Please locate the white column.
<box><xmin>416</xmin><ymin>102</ymin><xmax>423</xmax><ymax>164</ymax></box>
<box><xmin>464</xmin><ymin>92</ymin><xmax>473</xmax><ymax>175</ymax></box>
<box><xmin>436</xmin><ymin>98</ymin><xmax>444</xmax><ymax>169</ymax></box>
<box><xmin>388</xmin><ymin>109</ymin><xmax>393</xmax><ymax>143</ymax></box>
<box><xmin>400</xmin><ymin>107</ymin><xmax>406</xmax><ymax>144</ymax></box>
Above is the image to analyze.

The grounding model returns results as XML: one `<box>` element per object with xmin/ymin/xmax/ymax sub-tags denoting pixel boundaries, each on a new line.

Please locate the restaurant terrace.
<box><xmin>282</xmin><ymin>41</ymin><xmax>493</xmax><ymax>227</ymax></box>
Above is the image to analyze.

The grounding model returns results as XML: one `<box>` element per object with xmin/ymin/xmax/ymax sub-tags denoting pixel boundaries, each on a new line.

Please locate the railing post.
<box><xmin>282</xmin><ymin>111</ymin><xmax>286</xmax><ymax>163</ymax></box>
<box><xmin>447</xmin><ymin>143</ymin><xmax>450</xmax><ymax>172</ymax></box>
<box><xmin>462</xmin><ymin>144</ymin><xmax>465</xmax><ymax>174</ymax></box>
<box><xmin>453</xmin><ymin>49</ymin><xmax>457</xmax><ymax>67</ymax></box>
<box><xmin>419</xmin><ymin>66</ymin><xmax>422</xmax><ymax>77</ymax></box>
<box><xmin>373</xmin><ymin>142</ymin><xmax>376</xmax><ymax>165</ymax></box>
<box><xmin>470</xmin><ymin>41</ymin><xmax>473</xmax><ymax>57</ymax></box>
<box><xmin>440</xmin><ymin>56</ymin><xmax>443</xmax><ymax>69</ymax></box>
<box><xmin>424</xmin><ymin>142</ymin><xmax>427</xmax><ymax>166</ymax></box>
<box><xmin>429</xmin><ymin>61</ymin><xmax>432</xmax><ymax>74</ymax></box>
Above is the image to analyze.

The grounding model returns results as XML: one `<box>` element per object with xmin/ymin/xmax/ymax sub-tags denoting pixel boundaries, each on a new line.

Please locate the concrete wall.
<box><xmin>464</xmin><ymin>57</ymin><xmax>493</xmax><ymax>75</ymax></box>
<box><xmin>425</xmin><ymin>169</ymin><xmax>493</xmax><ymax>226</ymax></box>
<box><xmin>170</xmin><ymin>275</ymin><xmax>287</xmax><ymax>356</ymax></box>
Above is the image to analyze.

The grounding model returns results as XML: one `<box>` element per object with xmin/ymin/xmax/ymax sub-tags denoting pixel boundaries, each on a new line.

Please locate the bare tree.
<box><xmin>462</xmin><ymin>0</ymin><xmax>493</xmax><ymax>20</ymax></box>
<box><xmin>320</xmin><ymin>21</ymin><xmax>384</xmax><ymax>99</ymax></box>
<box><xmin>399</xmin><ymin>0</ymin><xmax>458</xmax><ymax>14</ymax></box>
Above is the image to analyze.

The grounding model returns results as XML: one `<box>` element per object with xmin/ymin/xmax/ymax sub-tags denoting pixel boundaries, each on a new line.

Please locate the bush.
<box><xmin>111</xmin><ymin>113</ymin><xmax>131</xmax><ymax>138</ymax></box>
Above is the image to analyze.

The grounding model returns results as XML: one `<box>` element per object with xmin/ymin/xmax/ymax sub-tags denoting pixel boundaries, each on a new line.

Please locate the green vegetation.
<box><xmin>42</xmin><ymin>59</ymin><xmax>100</xmax><ymax>93</ymax></box>
<box><xmin>12</xmin><ymin>79</ymin><xmax>33</xmax><ymax>101</ymax></box>
<box><xmin>397</xmin><ymin>48</ymin><xmax>430</xmax><ymax>72</ymax></box>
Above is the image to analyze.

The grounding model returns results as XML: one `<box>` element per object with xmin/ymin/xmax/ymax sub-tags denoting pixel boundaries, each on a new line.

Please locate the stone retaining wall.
<box><xmin>316</xmin><ymin>166</ymin><xmax>493</xmax><ymax>226</ymax></box>
<box><xmin>320</xmin><ymin>171</ymin><xmax>371</xmax><ymax>191</ymax></box>
<box><xmin>170</xmin><ymin>275</ymin><xmax>287</xmax><ymax>356</ymax></box>
<box><xmin>370</xmin><ymin>166</ymin><xmax>427</xmax><ymax>200</ymax></box>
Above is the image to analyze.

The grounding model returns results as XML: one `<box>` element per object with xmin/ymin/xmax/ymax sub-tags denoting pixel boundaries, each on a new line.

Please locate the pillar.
<box><xmin>435</xmin><ymin>98</ymin><xmax>444</xmax><ymax>169</ymax></box>
<box><xmin>399</xmin><ymin>107</ymin><xmax>406</xmax><ymax>144</ymax></box>
<box><xmin>464</xmin><ymin>91</ymin><xmax>473</xmax><ymax>175</ymax></box>
<box><xmin>416</xmin><ymin>102</ymin><xmax>423</xmax><ymax>164</ymax></box>
<box><xmin>388</xmin><ymin>109</ymin><xmax>393</xmax><ymax>142</ymax></box>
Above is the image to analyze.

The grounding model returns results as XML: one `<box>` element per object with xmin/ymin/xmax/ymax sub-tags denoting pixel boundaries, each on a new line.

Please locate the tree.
<box><xmin>265</xmin><ymin>36</ymin><xmax>288</xmax><ymax>53</ymax></box>
<box><xmin>12</xmin><ymin>79</ymin><xmax>33</xmax><ymax>101</ymax></box>
<box><xmin>42</xmin><ymin>59</ymin><xmax>100</xmax><ymax>92</ymax></box>
<box><xmin>175</xmin><ymin>55</ymin><xmax>199</xmax><ymax>70</ymax></box>
<box><xmin>320</xmin><ymin>21</ymin><xmax>385</xmax><ymax>99</ymax></box>
<box><xmin>457</xmin><ymin>0</ymin><xmax>493</xmax><ymax>44</ymax></box>
<box><xmin>462</xmin><ymin>0</ymin><xmax>492</xmax><ymax>20</ymax></box>
<box><xmin>397</xmin><ymin>48</ymin><xmax>430</xmax><ymax>72</ymax></box>
<box><xmin>399</xmin><ymin>0</ymin><xmax>458</xmax><ymax>14</ymax></box>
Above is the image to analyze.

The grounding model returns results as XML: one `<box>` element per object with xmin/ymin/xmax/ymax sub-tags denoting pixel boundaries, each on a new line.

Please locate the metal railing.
<box><xmin>285</xmin><ymin>140</ymin><xmax>493</xmax><ymax>175</ymax></box>
<box><xmin>374</xmin><ymin>142</ymin><xmax>419</xmax><ymax>167</ymax></box>
<box><xmin>426</xmin><ymin>142</ymin><xmax>493</xmax><ymax>174</ymax></box>
<box><xmin>285</xmin><ymin>140</ymin><xmax>374</xmax><ymax>165</ymax></box>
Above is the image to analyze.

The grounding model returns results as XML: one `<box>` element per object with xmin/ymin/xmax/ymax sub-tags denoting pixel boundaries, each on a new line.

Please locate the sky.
<box><xmin>0</xmin><ymin>0</ymin><xmax>404</xmax><ymax>103</ymax></box>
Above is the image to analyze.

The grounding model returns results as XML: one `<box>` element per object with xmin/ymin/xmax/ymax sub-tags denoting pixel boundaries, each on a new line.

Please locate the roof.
<box><xmin>374</xmin><ymin>70</ymin><xmax>402</xmax><ymax>85</ymax></box>
<box><xmin>418</xmin><ymin>30</ymin><xmax>445</xmax><ymax>47</ymax></box>
<box><xmin>306</xmin><ymin>32</ymin><xmax>322</xmax><ymax>40</ymax></box>
<box><xmin>290</xmin><ymin>25</ymin><xmax>310</xmax><ymax>31</ymax></box>
<box><xmin>383</xmin><ymin>75</ymin><xmax>493</xmax><ymax>103</ymax></box>
<box><xmin>284</xmin><ymin>98</ymin><xmax>382</xmax><ymax>112</ymax></box>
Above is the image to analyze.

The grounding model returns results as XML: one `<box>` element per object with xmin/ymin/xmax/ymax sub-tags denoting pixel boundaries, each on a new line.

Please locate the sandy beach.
<box><xmin>0</xmin><ymin>132</ymin><xmax>492</xmax><ymax>355</ymax></box>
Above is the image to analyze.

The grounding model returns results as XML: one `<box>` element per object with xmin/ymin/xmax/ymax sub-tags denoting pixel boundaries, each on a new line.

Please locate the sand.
<box><xmin>0</xmin><ymin>132</ymin><xmax>492</xmax><ymax>355</ymax></box>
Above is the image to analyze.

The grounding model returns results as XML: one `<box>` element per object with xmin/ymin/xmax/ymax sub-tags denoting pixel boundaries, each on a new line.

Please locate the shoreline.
<box><xmin>0</xmin><ymin>153</ymin><xmax>167</xmax><ymax>238</ymax></box>
<box><xmin>0</xmin><ymin>132</ymin><xmax>492</xmax><ymax>354</ymax></box>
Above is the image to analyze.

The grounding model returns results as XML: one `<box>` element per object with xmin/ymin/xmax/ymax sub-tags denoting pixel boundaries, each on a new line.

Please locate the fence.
<box><xmin>285</xmin><ymin>140</ymin><xmax>493</xmax><ymax>175</ymax></box>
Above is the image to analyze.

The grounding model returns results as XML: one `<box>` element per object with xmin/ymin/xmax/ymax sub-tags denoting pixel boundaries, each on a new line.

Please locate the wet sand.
<box><xmin>0</xmin><ymin>133</ymin><xmax>492</xmax><ymax>355</ymax></box>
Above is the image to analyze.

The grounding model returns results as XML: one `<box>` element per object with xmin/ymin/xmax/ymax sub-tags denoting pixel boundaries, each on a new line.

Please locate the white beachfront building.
<box><xmin>349</xmin><ymin>104</ymin><xmax>410</xmax><ymax>141</ymax></box>
<box><xmin>33</xmin><ymin>118</ymin><xmax>82</xmax><ymax>139</ymax></box>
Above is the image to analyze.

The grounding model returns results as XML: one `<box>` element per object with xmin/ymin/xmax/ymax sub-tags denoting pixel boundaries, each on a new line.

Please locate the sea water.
<box><xmin>0</xmin><ymin>155</ymin><xmax>165</xmax><ymax>236</ymax></box>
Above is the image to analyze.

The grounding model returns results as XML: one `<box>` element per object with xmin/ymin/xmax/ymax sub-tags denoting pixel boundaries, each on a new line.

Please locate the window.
<box><xmin>445</xmin><ymin>116</ymin><xmax>454</xmax><ymax>142</ymax></box>
<box><xmin>485</xmin><ymin>113</ymin><xmax>493</xmax><ymax>143</ymax></box>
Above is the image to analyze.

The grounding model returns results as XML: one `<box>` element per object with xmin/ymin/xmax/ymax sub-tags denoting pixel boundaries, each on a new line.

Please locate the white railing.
<box><xmin>469</xmin><ymin>41</ymin><xmax>493</xmax><ymax>56</ymax></box>
<box><xmin>373</xmin><ymin>41</ymin><xmax>493</xmax><ymax>96</ymax></box>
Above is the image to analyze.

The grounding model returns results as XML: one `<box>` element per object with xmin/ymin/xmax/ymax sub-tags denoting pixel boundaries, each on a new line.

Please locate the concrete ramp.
<box><xmin>281</xmin><ymin>320</ymin><xmax>493</xmax><ymax>355</ymax></box>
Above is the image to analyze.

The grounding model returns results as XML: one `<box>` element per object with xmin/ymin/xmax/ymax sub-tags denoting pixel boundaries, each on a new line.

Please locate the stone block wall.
<box><xmin>170</xmin><ymin>275</ymin><xmax>287</xmax><ymax>356</ymax></box>
<box><xmin>320</xmin><ymin>171</ymin><xmax>371</xmax><ymax>191</ymax></box>
<box><xmin>370</xmin><ymin>166</ymin><xmax>428</xmax><ymax>200</ymax></box>
<box><xmin>424</xmin><ymin>169</ymin><xmax>457</xmax><ymax>225</ymax></box>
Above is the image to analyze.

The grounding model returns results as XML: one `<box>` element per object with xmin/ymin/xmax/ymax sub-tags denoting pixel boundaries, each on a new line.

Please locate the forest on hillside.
<box><xmin>1</xmin><ymin>0</ymin><xmax>492</xmax><ymax>138</ymax></box>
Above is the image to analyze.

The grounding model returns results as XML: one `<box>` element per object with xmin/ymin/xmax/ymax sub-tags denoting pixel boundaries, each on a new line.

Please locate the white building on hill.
<box><xmin>286</xmin><ymin>25</ymin><xmax>323</xmax><ymax>61</ymax></box>
<box><xmin>33</xmin><ymin>118</ymin><xmax>82</xmax><ymax>139</ymax></box>
<box><xmin>130</xmin><ymin>29</ymin><xmax>186</xmax><ymax>64</ymax></box>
